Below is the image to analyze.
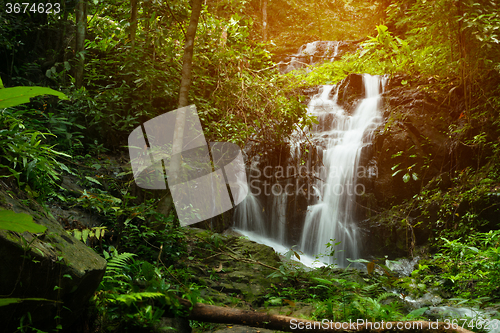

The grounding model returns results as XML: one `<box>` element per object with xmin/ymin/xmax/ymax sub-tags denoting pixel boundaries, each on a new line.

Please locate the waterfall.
<box><xmin>299</xmin><ymin>74</ymin><xmax>384</xmax><ymax>266</ymax></box>
<box><xmin>233</xmin><ymin>74</ymin><xmax>385</xmax><ymax>267</ymax></box>
<box><xmin>283</xmin><ymin>41</ymin><xmax>341</xmax><ymax>73</ymax></box>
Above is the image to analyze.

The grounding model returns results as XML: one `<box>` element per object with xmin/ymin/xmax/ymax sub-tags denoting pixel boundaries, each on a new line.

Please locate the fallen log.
<box><xmin>179</xmin><ymin>298</ymin><xmax>474</xmax><ymax>333</ymax></box>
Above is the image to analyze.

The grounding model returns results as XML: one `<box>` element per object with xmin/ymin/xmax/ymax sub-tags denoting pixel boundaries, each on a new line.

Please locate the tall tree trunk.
<box><xmin>262</xmin><ymin>0</ymin><xmax>267</xmax><ymax>41</ymax></box>
<box><xmin>177</xmin><ymin>0</ymin><xmax>203</xmax><ymax>109</ymax></box>
<box><xmin>75</xmin><ymin>0</ymin><xmax>87</xmax><ymax>88</ymax></box>
<box><xmin>154</xmin><ymin>0</ymin><xmax>203</xmax><ymax>224</ymax></box>
<box><xmin>456</xmin><ymin>0</ymin><xmax>469</xmax><ymax>117</ymax></box>
<box><xmin>169</xmin><ymin>0</ymin><xmax>203</xmax><ymax>179</ymax></box>
<box><xmin>130</xmin><ymin>0</ymin><xmax>138</xmax><ymax>50</ymax></box>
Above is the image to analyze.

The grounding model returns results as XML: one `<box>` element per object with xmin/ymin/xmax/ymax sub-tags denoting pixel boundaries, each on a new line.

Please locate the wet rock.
<box><xmin>155</xmin><ymin>317</ymin><xmax>192</xmax><ymax>333</ymax></box>
<box><xmin>425</xmin><ymin>306</ymin><xmax>500</xmax><ymax>333</ymax></box>
<box><xmin>183</xmin><ymin>228</ymin><xmax>281</xmax><ymax>306</ymax></box>
<box><xmin>336</xmin><ymin>73</ymin><xmax>365</xmax><ymax>113</ymax></box>
<box><xmin>0</xmin><ymin>190</ymin><xmax>107</xmax><ymax>332</ymax></box>
<box><xmin>404</xmin><ymin>293</ymin><xmax>443</xmax><ymax>309</ymax></box>
<box><xmin>366</xmin><ymin>75</ymin><xmax>452</xmax><ymax>207</ymax></box>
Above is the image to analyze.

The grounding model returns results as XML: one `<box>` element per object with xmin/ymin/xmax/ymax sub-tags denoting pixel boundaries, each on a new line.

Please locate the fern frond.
<box><xmin>105</xmin><ymin>252</ymin><xmax>136</xmax><ymax>275</ymax></box>
<box><xmin>352</xmin><ymin>300</ymin><xmax>365</xmax><ymax>315</ymax></box>
<box><xmin>111</xmin><ymin>292</ymin><xmax>165</xmax><ymax>306</ymax></box>
<box><xmin>376</xmin><ymin>292</ymin><xmax>399</xmax><ymax>303</ymax></box>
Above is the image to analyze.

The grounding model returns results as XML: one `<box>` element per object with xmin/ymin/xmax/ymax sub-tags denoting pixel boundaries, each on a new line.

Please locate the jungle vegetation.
<box><xmin>0</xmin><ymin>0</ymin><xmax>499</xmax><ymax>332</ymax></box>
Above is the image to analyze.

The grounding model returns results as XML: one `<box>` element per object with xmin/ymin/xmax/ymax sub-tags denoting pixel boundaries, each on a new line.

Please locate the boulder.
<box><xmin>367</xmin><ymin>75</ymin><xmax>452</xmax><ymax>207</ymax></box>
<box><xmin>0</xmin><ymin>189</ymin><xmax>106</xmax><ymax>332</ymax></box>
<box><xmin>336</xmin><ymin>73</ymin><xmax>365</xmax><ymax>112</ymax></box>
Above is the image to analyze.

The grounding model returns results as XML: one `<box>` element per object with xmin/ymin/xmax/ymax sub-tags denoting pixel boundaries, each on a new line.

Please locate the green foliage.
<box><xmin>0</xmin><ymin>297</ymin><xmax>59</xmax><ymax>307</ymax></box>
<box><xmin>0</xmin><ymin>86</ymin><xmax>68</xmax><ymax>109</ymax></box>
<box><xmin>76</xmin><ymin>4</ymin><xmax>315</xmax><ymax>150</ymax></box>
<box><xmin>306</xmin><ymin>270</ymin><xmax>408</xmax><ymax>322</ymax></box>
<box><xmin>391</xmin><ymin>149</ymin><xmax>420</xmax><ymax>184</ymax></box>
<box><xmin>286</xmin><ymin>24</ymin><xmax>414</xmax><ymax>87</ymax></box>
<box><xmin>397</xmin><ymin>230</ymin><xmax>500</xmax><ymax>302</ymax></box>
<box><xmin>67</xmin><ymin>226</ymin><xmax>106</xmax><ymax>246</ymax></box>
<box><xmin>94</xmin><ymin>250</ymin><xmax>187</xmax><ymax>331</ymax></box>
<box><xmin>0</xmin><ymin>86</ymin><xmax>73</xmax><ymax>199</ymax></box>
<box><xmin>0</xmin><ymin>210</ymin><xmax>46</xmax><ymax>233</ymax></box>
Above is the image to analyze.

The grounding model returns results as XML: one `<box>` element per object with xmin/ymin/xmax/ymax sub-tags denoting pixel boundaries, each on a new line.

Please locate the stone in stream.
<box><xmin>0</xmin><ymin>189</ymin><xmax>107</xmax><ymax>331</ymax></box>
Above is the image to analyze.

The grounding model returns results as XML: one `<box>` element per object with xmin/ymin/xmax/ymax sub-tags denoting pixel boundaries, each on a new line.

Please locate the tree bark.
<box><xmin>169</xmin><ymin>0</ymin><xmax>203</xmax><ymax>182</ymax></box>
<box><xmin>177</xmin><ymin>0</ymin><xmax>202</xmax><ymax>109</ymax></box>
<box><xmin>155</xmin><ymin>0</ymin><xmax>203</xmax><ymax>220</ymax></box>
<box><xmin>178</xmin><ymin>298</ymin><xmax>474</xmax><ymax>333</ymax></box>
<box><xmin>262</xmin><ymin>0</ymin><xmax>267</xmax><ymax>41</ymax></box>
<box><xmin>130</xmin><ymin>0</ymin><xmax>139</xmax><ymax>50</ymax></box>
<box><xmin>75</xmin><ymin>0</ymin><xmax>87</xmax><ymax>88</ymax></box>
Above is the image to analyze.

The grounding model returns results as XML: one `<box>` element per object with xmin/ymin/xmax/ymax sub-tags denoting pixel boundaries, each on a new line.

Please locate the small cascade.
<box><xmin>233</xmin><ymin>162</ymin><xmax>266</xmax><ymax>236</ymax></box>
<box><xmin>284</xmin><ymin>41</ymin><xmax>341</xmax><ymax>73</ymax></box>
<box><xmin>299</xmin><ymin>74</ymin><xmax>385</xmax><ymax>266</ymax></box>
<box><xmin>270</xmin><ymin>186</ymin><xmax>288</xmax><ymax>245</ymax></box>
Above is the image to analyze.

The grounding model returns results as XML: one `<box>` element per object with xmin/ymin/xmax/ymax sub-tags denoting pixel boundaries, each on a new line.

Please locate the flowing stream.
<box><xmin>234</xmin><ymin>74</ymin><xmax>385</xmax><ymax>267</ymax></box>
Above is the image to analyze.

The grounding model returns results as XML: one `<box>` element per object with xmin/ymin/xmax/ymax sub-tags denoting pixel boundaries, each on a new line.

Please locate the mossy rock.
<box><xmin>0</xmin><ymin>190</ymin><xmax>106</xmax><ymax>331</ymax></box>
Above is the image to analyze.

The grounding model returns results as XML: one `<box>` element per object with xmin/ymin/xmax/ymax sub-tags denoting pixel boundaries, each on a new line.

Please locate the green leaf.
<box><xmin>347</xmin><ymin>258</ymin><xmax>371</xmax><ymax>263</ymax></box>
<box><xmin>391</xmin><ymin>163</ymin><xmax>401</xmax><ymax>171</ymax></box>
<box><xmin>312</xmin><ymin>277</ymin><xmax>334</xmax><ymax>285</ymax></box>
<box><xmin>403</xmin><ymin>173</ymin><xmax>410</xmax><ymax>183</ymax></box>
<box><xmin>406</xmin><ymin>307</ymin><xmax>428</xmax><ymax>319</ymax></box>
<box><xmin>0</xmin><ymin>210</ymin><xmax>46</xmax><ymax>233</ymax></box>
<box><xmin>0</xmin><ymin>297</ymin><xmax>59</xmax><ymax>307</ymax></box>
<box><xmin>392</xmin><ymin>169</ymin><xmax>403</xmax><ymax>177</ymax></box>
<box><xmin>0</xmin><ymin>86</ymin><xmax>68</xmax><ymax>109</ymax></box>
<box><xmin>85</xmin><ymin>176</ymin><xmax>102</xmax><ymax>185</ymax></box>
<box><xmin>82</xmin><ymin>229</ymin><xmax>90</xmax><ymax>243</ymax></box>
<box><xmin>72</xmin><ymin>229</ymin><xmax>82</xmax><ymax>241</ymax></box>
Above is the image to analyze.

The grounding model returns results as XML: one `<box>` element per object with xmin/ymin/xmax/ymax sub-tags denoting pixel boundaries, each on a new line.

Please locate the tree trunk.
<box><xmin>75</xmin><ymin>0</ymin><xmax>87</xmax><ymax>88</ymax></box>
<box><xmin>262</xmin><ymin>0</ymin><xmax>267</xmax><ymax>41</ymax></box>
<box><xmin>177</xmin><ymin>0</ymin><xmax>203</xmax><ymax>109</ymax></box>
<box><xmin>130</xmin><ymin>0</ymin><xmax>139</xmax><ymax>50</ymax></box>
<box><xmin>155</xmin><ymin>0</ymin><xmax>203</xmax><ymax>221</ymax></box>
<box><xmin>177</xmin><ymin>298</ymin><xmax>474</xmax><ymax>333</ymax></box>
<box><xmin>169</xmin><ymin>0</ymin><xmax>203</xmax><ymax>181</ymax></box>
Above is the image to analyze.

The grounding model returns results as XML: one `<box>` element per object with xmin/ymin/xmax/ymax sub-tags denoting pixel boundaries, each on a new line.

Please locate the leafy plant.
<box><xmin>94</xmin><ymin>251</ymin><xmax>186</xmax><ymax>331</ymax></box>
<box><xmin>67</xmin><ymin>226</ymin><xmax>106</xmax><ymax>247</ymax></box>
<box><xmin>391</xmin><ymin>149</ymin><xmax>420</xmax><ymax>184</ymax></box>
<box><xmin>0</xmin><ymin>82</ymin><xmax>71</xmax><ymax>199</ymax></box>
<box><xmin>0</xmin><ymin>84</ymin><xmax>68</xmax><ymax>109</ymax></box>
<box><xmin>0</xmin><ymin>210</ymin><xmax>46</xmax><ymax>234</ymax></box>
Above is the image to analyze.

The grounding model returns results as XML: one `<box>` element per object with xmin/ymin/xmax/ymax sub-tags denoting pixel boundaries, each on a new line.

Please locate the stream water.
<box><xmin>233</xmin><ymin>73</ymin><xmax>385</xmax><ymax>267</ymax></box>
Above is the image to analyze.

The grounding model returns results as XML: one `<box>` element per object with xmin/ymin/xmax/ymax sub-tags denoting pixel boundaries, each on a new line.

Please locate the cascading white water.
<box><xmin>284</xmin><ymin>41</ymin><xmax>340</xmax><ymax>73</ymax></box>
<box><xmin>233</xmin><ymin>73</ymin><xmax>385</xmax><ymax>268</ymax></box>
<box><xmin>299</xmin><ymin>74</ymin><xmax>385</xmax><ymax>267</ymax></box>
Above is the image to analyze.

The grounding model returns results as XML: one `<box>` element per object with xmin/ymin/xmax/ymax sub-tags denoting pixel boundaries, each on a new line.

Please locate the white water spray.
<box><xmin>299</xmin><ymin>74</ymin><xmax>385</xmax><ymax>266</ymax></box>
